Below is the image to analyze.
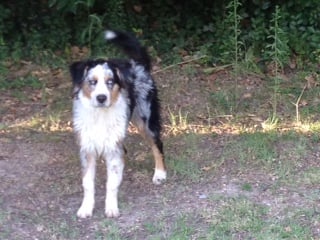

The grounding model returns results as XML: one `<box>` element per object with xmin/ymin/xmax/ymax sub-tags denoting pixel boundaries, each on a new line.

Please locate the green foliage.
<box><xmin>246</xmin><ymin>2</ymin><xmax>271</xmax><ymax>58</ymax></box>
<box><xmin>0</xmin><ymin>0</ymin><xmax>319</xmax><ymax>66</ymax></box>
<box><xmin>48</xmin><ymin>0</ymin><xmax>95</xmax><ymax>14</ymax></box>
<box><xmin>281</xmin><ymin>0</ymin><xmax>320</xmax><ymax>62</ymax></box>
<box><xmin>0</xmin><ymin>4</ymin><xmax>11</xmax><ymax>59</ymax></box>
<box><xmin>0</xmin><ymin>2</ymin><xmax>71</xmax><ymax>61</ymax></box>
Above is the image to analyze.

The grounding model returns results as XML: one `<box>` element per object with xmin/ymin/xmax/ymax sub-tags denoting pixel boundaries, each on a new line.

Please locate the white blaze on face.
<box><xmin>84</xmin><ymin>63</ymin><xmax>115</xmax><ymax>107</ymax></box>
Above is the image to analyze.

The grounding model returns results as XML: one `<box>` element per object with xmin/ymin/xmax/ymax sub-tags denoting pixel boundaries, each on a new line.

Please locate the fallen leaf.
<box><xmin>305</xmin><ymin>74</ymin><xmax>318</xmax><ymax>89</ymax></box>
<box><xmin>241</xmin><ymin>93</ymin><xmax>252</xmax><ymax>99</ymax></box>
<box><xmin>71</xmin><ymin>46</ymin><xmax>80</xmax><ymax>55</ymax></box>
<box><xmin>133</xmin><ymin>5</ymin><xmax>142</xmax><ymax>13</ymax></box>
<box><xmin>284</xmin><ymin>226</ymin><xmax>292</xmax><ymax>232</ymax></box>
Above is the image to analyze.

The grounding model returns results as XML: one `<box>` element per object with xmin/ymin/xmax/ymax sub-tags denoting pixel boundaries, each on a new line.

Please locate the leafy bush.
<box><xmin>0</xmin><ymin>2</ymin><xmax>71</xmax><ymax>61</ymax></box>
<box><xmin>0</xmin><ymin>4</ymin><xmax>10</xmax><ymax>59</ymax></box>
<box><xmin>281</xmin><ymin>0</ymin><xmax>320</xmax><ymax>62</ymax></box>
<box><xmin>0</xmin><ymin>0</ymin><xmax>319</xmax><ymax>66</ymax></box>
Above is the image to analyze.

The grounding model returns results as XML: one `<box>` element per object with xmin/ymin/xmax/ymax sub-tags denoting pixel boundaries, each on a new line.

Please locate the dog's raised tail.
<box><xmin>105</xmin><ymin>30</ymin><xmax>151</xmax><ymax>72</ymax></box>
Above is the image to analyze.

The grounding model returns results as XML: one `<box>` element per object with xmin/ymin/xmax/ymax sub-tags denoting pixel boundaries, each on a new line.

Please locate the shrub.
<box><xmin>0</xmin><ymin>0</ymin><xmax>319</xmax><ymax>66</ymax></box>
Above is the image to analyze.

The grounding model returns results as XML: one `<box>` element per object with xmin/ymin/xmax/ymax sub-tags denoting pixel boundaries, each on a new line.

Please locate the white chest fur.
<box><xmin>73</xmin><ymin>93</ymin><xmax>129</xmax><ymax>154</ymax></box>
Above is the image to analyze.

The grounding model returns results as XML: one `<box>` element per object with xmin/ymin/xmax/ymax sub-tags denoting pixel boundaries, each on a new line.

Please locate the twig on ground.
<box><xmin>152</xmin><ymin>55</ymin><xmax>207</xmax><ymax>74</ymax></box>
<box><xmin>291</xmin><ymin>84</ymin><xmax>307</xmax><ymax>124</ymax></box>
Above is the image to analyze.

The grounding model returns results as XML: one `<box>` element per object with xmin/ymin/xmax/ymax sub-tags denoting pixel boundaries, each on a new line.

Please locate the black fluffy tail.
<box><xmin>105</xmin><ymin>30</ymin><xmax>151</xmax><ymax>72</ymax></box>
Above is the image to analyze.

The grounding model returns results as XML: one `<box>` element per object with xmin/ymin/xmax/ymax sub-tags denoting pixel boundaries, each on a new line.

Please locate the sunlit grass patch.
<box><xmin>299</xmin><ymin>121</ymin><xmax>320</xmax><ymax>133</ymax></box>
<box><xmin>6</xmin><ymin>112</ymin><xmax>72</xmax><ymax>133</ymax></box>
<box><xmin>168</xmin><ymin>108</ymin><xmax>189</xmax><ymax>134</ymax></box>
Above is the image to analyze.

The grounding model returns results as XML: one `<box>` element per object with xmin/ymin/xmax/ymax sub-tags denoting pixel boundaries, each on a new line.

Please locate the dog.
<box><xmin>69</xmin><ymin>30</ymin><xmax>166</xmax><ymax>218</ymax></box>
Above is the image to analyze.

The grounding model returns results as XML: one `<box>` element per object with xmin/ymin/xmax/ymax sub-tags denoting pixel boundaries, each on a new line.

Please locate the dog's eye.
<box><xmin>89</xmin><ymin>79</ymin><xmax>97</xmax><ymax>86</ymax></box>
<box><xmin>106</xmin><ymin>79</ymin><xmax>114</xmax><ymax>88</ymax></box>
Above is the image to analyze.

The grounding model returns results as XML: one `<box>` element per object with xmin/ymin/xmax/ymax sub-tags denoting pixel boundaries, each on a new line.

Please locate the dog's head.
<box><xmin>70</xmin><ymin>60</ymin><xmax>125</xmax><ymax>108</ymax></box>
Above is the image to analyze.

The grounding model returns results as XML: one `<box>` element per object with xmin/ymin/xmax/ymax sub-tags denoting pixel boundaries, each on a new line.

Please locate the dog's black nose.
<box><xmin>96</xmin><ymin>94</ymin><xmax>107</xmax><ymax>104</ymax></box>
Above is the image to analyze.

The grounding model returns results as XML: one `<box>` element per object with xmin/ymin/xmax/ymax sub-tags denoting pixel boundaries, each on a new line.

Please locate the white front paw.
<box><xmin>105</xmin><ymin>195</ymin><xmax>120</xmax><ymax>218</ymax></box>
<box><xmin>152</xmin><ymin>169</ymin><xmax>167</xmax><ymax>185</ymax></box>
<box><xmin>77</xmin><ymin>201</ymin><xmax>94</xmax><ymax>218</ymax></box>
<box><xmin>105</xmin><ymin>207</ymin><xmax>120</xmax><ymax>218</ymax></box>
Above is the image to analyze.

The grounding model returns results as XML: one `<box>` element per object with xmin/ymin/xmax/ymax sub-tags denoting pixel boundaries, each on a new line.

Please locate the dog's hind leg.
<box><xmin>150</xmin><ymin>136</ymin><xmax>166</xmax><ymax>185</ymax></box>
<box><xmin>77</xmin><ymin>151</ymin><xmax>96</xmax><ymax>218</ymax></box>
<box><xmin>132</xmin><ymin>112</ymin><xmax>167</xmax><ymax>185</ymax></box>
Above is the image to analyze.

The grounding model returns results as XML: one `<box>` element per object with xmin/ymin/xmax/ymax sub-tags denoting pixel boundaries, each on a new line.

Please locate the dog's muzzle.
<box><xmin>96</xmin><ymin>94</ymin><xmax>107</xmax><ymax>104</ymax></box>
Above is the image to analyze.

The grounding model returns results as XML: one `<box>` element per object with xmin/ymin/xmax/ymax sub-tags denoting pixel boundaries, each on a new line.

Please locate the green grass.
<box><xmin>94</xmin><ymin>220</ymin><xmax>123</xmax><ymax>240</ymax></box>
<box><xmin>167</xmin><ymin>155</ymin><xmax>202</xmax><ymax>181</ymax></box>
<box><xmin>166</xmin><ymin>133</ymin><xmax>204</xmax><ymax>181</ymax></box>
<box><xmin>0</xmin><ymin>199</ymin><xmax>10</xmax><ymax>239</ymax></box>
<box><xmin>258</xmin><ymin>208</ymin><xmax>316</xmax><ymax>240</ymax></box>
<box><xmin>133</xmin><ymin>213</ymin><xmax>202</xmax><ymax>240</ymax></box>
<box><xmin>0</xmin><ymin>74</ymin><xmax>43</xmax><ymax>90</ymax></box>
<box><xmin>44</xmin><ymin>218</ymin><xmax>80</xmax><ymax>239</ymax></box>
<box><xmin>210</xmin><ymin>90</ymin><xmax>235</xmax><ymax>115</ymax></box>
<box><xmin>203</xmin><ymin>197</ymin><xmax>316</xmax><ymax>240</ymax></box>
<box><xmin>166</xmin><ymin>215</ymin><xmax>196</xmax><ymax>240</ymax></box>
<box><xmin>296</xmin><ymin>167</ymin><xmax>320</xmax><ymax>185</ymax></box>
<box><xmin>217</xmin><ymin>130</ymin><xmax>311</xmax><ymax>180</ymax></box>
<box><xmin>206</xmin><ymin>197</ymin><xmax>267</xmax><ymax>239</ymax></box>
<box><xmin>242</xmin><ymin>182</ymin><xmax>253</xmax><ymax>192</ymax></box>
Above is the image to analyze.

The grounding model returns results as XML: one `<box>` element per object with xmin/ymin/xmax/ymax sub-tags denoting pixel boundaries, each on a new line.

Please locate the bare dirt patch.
<box><xmin>0</xmin><ymin>64</ymin><xmax>319</xmax><ymax>239</ymax></box>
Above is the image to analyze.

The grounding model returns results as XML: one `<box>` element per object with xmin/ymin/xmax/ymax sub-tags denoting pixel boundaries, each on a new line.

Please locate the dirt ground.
<box><xmin>0</xmin><ymin>63</ymin><xmax>319</xmax><ymax>239</ymax></box>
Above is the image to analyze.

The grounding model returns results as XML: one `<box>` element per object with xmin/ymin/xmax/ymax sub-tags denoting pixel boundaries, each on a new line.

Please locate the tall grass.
<box><xmin>266</xmin><ymin>5</ymin><xmax>290</xmax><ymax>121</ymax></box>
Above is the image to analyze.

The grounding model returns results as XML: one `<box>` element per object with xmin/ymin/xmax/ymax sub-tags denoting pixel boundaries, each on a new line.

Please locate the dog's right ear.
<box><xmin>69</xmin><ymin>61</ymin><xmax>88</xmax><ymax>86</ymax></box>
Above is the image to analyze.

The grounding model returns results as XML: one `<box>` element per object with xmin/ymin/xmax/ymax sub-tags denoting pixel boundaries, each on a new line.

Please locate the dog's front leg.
<box><xmin>105</xmin><ymin>148</ymin><xmax>124</xmax><ymax>218</ymax></box>
<box><xmin>77</xmin><ymin>151</ymin><xmax>96</xmax><ymax>218</ymax></box>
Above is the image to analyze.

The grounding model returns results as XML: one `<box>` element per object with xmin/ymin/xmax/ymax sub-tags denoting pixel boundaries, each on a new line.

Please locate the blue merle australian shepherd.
<box><xmin>69</xmin><ymin>30</ymin><xmax>166</xmax><ymax>218</ymax></box>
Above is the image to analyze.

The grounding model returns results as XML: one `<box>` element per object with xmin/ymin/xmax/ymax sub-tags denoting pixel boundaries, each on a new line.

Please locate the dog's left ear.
<box><xmin>113</xmin><ymin>67</ymin><xmax>126</xmax><ymax>88</ymax></box>
<box><xmin>69</xmin><ymin>61</ymin><xmax>88</xmax><ymax>86</ymax></box>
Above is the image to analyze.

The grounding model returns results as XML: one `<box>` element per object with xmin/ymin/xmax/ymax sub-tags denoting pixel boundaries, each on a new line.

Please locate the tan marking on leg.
<box><xmin>151</xmin><ymin>142</ymin><xmax>165</xmax><ymax>172</ymax></box>
<box><xmin>135</xmin><ymin>122</ymin><xmax>166</xmax><ymax>184</ymax></box>
<box><xmin>135</xmin><ymin>122</ymin><xmax>165</xmax><ymax>171</ymax></box>
<box><xmin>151</xmin><ymin>141</ymin><xmax>167</xmax><ymax>185</ymax></box>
